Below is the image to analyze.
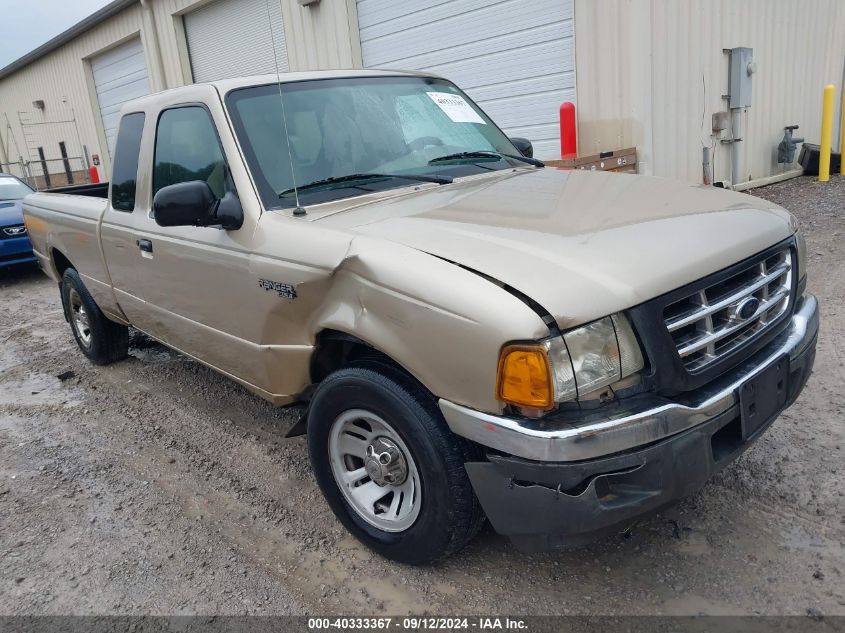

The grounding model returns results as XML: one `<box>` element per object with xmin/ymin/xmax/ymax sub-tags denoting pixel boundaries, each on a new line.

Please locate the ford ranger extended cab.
<box><xmin>23</xmin><ymin>70</ymin><xmax>818</xmax><ymax>564</ymax></box>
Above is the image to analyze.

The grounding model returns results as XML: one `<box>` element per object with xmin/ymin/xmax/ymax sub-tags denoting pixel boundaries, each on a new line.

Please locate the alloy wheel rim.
<box><xmin>68</xmin><ymin>288</ymin><xmax>92</xmax><ymax>349</ymax></box>
<box><xmin>328</xmin><ymin>409</ymin><xmax>421</xmax><ymax>532</ymax></box>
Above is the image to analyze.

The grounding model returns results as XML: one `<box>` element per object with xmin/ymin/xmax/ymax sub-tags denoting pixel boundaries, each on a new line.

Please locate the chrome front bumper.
<box><xmin>439</xmin><ymin>294</ymin><xmax>819</xmax><ymax>463</ymax></box>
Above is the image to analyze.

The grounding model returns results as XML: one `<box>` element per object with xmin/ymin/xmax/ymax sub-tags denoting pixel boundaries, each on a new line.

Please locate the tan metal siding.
<box><xmin>149</xmin><ymin>0</ymin><xmax>201</xmax><ymax>87</ymax></box>
<box><xmin>148</xmin><ymin>0</ymin><xmax>360</xmax><ymax>81</ymax></box>
<box><xmin>280</xmin><ymin>0</ymin><xmax>360</xmax><ymax>70</ymax></box>
<box><xmin>0</xmin><ymin>0</ymin><xmax>359</xmax><ymax>182</ymax></box>
<box><xmin>575</xmin><ymin>0</ymin><xmax>845</xmax><ymax>184</ymax></box>
<box><xmin>0</xmin><ymin>5</ymin><xmax>145</xmax><ymax>176</ymax></box>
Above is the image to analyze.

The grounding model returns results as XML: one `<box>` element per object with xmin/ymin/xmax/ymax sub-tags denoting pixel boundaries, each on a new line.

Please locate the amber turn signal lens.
<box><xmin>496</xmin><ymin>345</ymin><xmax>553</xmax><ymax>410</ymax></box>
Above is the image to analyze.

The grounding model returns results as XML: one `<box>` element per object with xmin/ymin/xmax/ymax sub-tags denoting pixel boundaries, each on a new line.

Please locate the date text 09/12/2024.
<box><xmin>307</xmin><ymin>617</ymin><xmax>528</xmax><ymax>630</ymax></box>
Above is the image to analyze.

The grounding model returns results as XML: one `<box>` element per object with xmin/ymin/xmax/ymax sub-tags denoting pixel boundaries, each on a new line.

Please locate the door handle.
<box><xmin>136</xmin><ymin>239</ymin><xmax>153</xmax><ymax>253</ymax></box>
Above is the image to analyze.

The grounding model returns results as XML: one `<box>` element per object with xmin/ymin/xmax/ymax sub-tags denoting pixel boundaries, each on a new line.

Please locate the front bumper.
<box><xmin>0</xmin><ymin>233</ymin><xmax>36</xmax><ymax>267</ymax></box>
<box><xmin>439</xmin><ymin>294</ymin><xmax>818</xmax><ymax>550</ymax></box>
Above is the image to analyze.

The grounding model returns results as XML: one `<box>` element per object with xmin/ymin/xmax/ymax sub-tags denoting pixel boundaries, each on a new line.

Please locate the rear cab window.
<box><xmin>110</xmin><ymin>112</ymin><xmax>145</xmax><ymax>212</ymax></box>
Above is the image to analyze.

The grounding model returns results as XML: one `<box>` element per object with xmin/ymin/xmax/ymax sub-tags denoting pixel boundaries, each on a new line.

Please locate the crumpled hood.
<box><xmin>0</xmin><ymin>201</ymin><xmax>24</xmax><ymax>226</ymax></box>
<box><xmin>318</xmin><ymin>168</ymin><xmax>795</xmax><ymax>328</ymax></box>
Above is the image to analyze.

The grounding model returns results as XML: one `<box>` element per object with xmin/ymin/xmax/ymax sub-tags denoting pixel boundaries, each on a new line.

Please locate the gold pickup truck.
<box><xmin>22</xmin><ymin>70</ymin><xmax>818</xmax><ymax>564</ymax></box>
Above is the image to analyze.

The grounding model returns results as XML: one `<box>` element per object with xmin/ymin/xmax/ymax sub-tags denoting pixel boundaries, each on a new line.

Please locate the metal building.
<box><xmin>1</xmin><ymin>0</ymin><xmax>843</xmax><ymax>189</ymax></box>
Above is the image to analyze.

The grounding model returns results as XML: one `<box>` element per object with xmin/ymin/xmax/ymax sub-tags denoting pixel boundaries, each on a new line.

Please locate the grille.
<box><xmin>663</xmin><ymin>248</ymin><xmax>792</xmax><ymax>372</ymax></box>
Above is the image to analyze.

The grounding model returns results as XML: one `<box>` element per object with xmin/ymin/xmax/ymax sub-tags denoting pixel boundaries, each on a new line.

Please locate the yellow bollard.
<box><xmin>819</xmin><ymin>84</ymin><xmax>835</xmax><ymax>182</ymax></box>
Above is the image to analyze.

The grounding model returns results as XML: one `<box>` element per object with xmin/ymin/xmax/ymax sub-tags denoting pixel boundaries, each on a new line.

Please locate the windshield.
<box><xmin>0</xmin><ymin>175</ymin><xmax>33</xmax><ymax>200</ymax></box>
<box><xmin>225</xmin><ymin>76</ymin><xmax>523</xmax><ymax>209</ymax></box>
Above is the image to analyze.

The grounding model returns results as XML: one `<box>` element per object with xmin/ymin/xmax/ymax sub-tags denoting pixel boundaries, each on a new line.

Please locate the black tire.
<box><xmin>307</xmin><ymin>362</ymin><xmax>485</xmax><ymax>564</ymax></box>
<box><xmin>61</xmin><ymin>268</ymin><xmax>129</xmax><ymax>365</ymax></box>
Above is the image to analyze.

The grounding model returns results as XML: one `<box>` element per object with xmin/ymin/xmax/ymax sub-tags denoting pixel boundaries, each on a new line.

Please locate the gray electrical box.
<box><xmin>712</xmin><ymin>111</ymin><xmax>730</xmax><ymax>133</ymax></box>
<box><xmin>728</xmin><ymin>47</ymin><xmax>754</xmax><ymax>109</ymax></box>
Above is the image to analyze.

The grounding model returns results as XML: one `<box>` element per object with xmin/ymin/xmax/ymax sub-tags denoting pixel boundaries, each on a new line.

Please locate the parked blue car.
<box><xmin>0</xmin><ymin>173</ymin><xmax>36</xmax><ymax>268</ymax></box>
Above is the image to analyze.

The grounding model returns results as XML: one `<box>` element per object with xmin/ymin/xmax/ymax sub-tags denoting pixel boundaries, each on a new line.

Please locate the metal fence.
<box><xmin>0</xmin><ymin>156</ymin><xmax>90</xmax><ymax>190</ymax></box>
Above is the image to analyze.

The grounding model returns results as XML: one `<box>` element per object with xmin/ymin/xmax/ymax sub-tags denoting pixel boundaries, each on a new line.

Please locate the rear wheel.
<box><xmin>307</xmin><ymin>362</ymin><xmax>485</xmax><ymax>564</ymax></box>
<box><xmin>61</xmin><ymin>268</ymin><xmax>129</xmax><ymax>365</ymax></box>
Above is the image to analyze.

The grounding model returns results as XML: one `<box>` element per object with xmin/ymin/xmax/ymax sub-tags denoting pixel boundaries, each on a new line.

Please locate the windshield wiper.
<box><xmin>428</xmin><ymin>151</ymin><xmax>544</xmax><ymax>168</ymax></box>
<box><xmin>279</xmin><ymin>172</ymin><xmax>452</xmax><ymax>197</ymax></box>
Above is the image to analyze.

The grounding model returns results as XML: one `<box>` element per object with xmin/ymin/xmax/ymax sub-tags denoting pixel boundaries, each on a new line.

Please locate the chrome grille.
<box><xmin>664</xmin><ymin>248</ymin><xmax>792</xmax><ymax>372</ymax></box>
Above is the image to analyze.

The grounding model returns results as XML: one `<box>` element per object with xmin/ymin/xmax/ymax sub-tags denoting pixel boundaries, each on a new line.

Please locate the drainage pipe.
<box><xmin>730</xmin><ymin>109</ymin><xmax>743</xmax><ymax>187</ymax></box>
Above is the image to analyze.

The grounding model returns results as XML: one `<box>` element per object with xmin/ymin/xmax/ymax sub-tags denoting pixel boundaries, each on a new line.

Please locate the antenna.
<box><xmin>265</xmin><ymin>0</ymin><xmax>305</xmax><ymax>216</ymax></box>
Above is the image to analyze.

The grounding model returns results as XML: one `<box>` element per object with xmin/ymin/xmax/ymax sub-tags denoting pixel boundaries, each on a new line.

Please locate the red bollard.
<box><xmin>559</xmin><ymin>102</ymin><xmax>577</xmax><ymax>159</ymax></box>
<box><xmin>88</xmin><ymin>165</ymin><xmax>100</xmax><ymax>184</ymax></box>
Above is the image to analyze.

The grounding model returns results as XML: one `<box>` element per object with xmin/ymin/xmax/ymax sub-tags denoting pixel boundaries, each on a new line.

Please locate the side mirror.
<box><xmin>509</xmin><ymin>137</ymin><xmax>534</xmax><ymax>158</ymax></box>
<box><xmin>215</xmin><ymin>189</ymin><xmax>244</xmax><ymax>230</ymax></box>
<box><xmin>153</xmin><ymin>181</ymin><xmax>216</xmax><ymax>227</ymax></box>
<box><xmin>152</xmin><ymin>180</ymin><xmax>243</xmax><ymax>230</ymax></box>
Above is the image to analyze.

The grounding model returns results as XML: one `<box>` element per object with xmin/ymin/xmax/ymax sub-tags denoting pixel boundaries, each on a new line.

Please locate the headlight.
<box><xmin>795</xmin><ymin>231</ymin><xmax>807</xmax><ymax>280</ymax></box>
<box><xmin>497</xmin><ymin>313</ymin><xmax>644</xmax><ymax>411</ymax></box>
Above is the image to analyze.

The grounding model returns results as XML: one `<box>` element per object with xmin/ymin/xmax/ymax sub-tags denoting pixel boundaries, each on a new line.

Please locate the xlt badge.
<box><xmin>258</xmin><ymin>278</ymin><xmax>297</xmax><ymax>300</ymax></box>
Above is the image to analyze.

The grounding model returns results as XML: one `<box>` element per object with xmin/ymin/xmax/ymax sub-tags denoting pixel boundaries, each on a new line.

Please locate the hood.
<box><xmin>0</xmin><ymin>201</ymin><xmax>24</xmax><ymax>226</ymax></box>
<box><xmin>317</xmin><ymin>168</ymin><xmax>795</xmax><ymax>328</ymax></box>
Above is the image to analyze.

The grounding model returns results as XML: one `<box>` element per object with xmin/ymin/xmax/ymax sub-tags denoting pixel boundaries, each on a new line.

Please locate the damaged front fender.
<box><xmin>308</xmin><ymin>235</ymin><xmax>551</xmax><ymax>413</ymax></box>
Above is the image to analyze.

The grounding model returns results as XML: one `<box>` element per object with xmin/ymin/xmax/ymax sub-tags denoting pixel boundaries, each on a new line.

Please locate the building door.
<box><xmin>91</xmin><ymin>37</ymin><xmax>151</xmax><ymax>157</ymax></box>
<box><xmin>356</xmin><ymin>0</ymin><xmax>575</xmax><ymax>159</ymax></box>
<box><xmin>184</xmin><ymin>0</ymin><xmax>288</xmax><ymax>83</ymax></box>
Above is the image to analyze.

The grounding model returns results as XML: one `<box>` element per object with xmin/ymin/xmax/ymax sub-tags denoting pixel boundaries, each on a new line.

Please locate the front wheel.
<box><xmin>307</xmin><ymin>363</ymin><xmax>485</xmax><ymax>564</ymax></box>
<box><xmin>61</xmin><ymin>268</ymin><xmax>129</xmax><ymax>365</ymax></box>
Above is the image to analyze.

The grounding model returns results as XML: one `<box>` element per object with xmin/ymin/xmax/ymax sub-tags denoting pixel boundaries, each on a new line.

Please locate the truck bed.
<box><xmin>22</xmin><ymin>190</ymin><xmax>110</xmax><ymax>287</ymax></box>
<box><xmin>44</xmin><ymin>182</ymin><xmax>109</xmax><ymax>198</ymax></box>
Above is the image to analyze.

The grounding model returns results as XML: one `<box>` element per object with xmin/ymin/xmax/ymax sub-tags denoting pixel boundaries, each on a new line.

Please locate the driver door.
<box><xmin>129</xmin><ymin>90</ymin><xmax>262</xmax><ymax>386</ymax></box>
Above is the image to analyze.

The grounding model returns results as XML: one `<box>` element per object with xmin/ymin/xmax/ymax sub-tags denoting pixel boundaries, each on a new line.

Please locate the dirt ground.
<box><xmin>1</xmin><ymin>175</ymin><xmax>843</xmax><ymax>616</ymax></box>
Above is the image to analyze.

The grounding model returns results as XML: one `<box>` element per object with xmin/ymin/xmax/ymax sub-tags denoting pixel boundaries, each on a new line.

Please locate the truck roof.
<box><xmin>127</xmin><ymin>69</ymin><xmax>440</xmax><ymax>108</ymax></box>
<box><xmin>213</xmin><ymin>69</ymin><xmax>440</xmax><ymax>92</ymax></box>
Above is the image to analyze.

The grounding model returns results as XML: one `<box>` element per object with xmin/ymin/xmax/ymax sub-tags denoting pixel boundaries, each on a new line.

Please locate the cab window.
<box><xmin>153</xmin><ymin>106</ymin><xmax>226</xmax><ymax>199</ymax></box>
<box><xmin>110</xmin><ymin>112</ymin><xmax>145</xmax><ymax>212</ymax></box>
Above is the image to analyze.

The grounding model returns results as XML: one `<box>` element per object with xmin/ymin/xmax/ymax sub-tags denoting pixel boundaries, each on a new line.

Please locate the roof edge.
<box><xmin>0</xmin><ymin>0</ymin><xmax>137</xmax><ymax>81</ymax></box>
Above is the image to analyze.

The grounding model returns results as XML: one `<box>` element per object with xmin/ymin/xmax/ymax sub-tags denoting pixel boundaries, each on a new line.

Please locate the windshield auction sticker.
<box><xmin>426</xmin><ymin>92</ymin><xmax>486</xmax><ymax>124</ymax></box>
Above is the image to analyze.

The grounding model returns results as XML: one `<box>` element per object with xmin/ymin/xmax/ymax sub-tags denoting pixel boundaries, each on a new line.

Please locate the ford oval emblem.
<box><xmin>733</xmin><ymin>297</ymin><xmax>761</xmax><ymax>322</ymax></box>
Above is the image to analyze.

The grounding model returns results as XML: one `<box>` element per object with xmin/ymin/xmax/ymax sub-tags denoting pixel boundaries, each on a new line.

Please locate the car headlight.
<box><xmin>496</xmin><ymin>313</ymin><xmax>644</xmax><ymax>411</ymax></box>
<box><xmin>795</xmin><ymin>231</ymin><xmax>807</xmax><ymax>280</ymax></box>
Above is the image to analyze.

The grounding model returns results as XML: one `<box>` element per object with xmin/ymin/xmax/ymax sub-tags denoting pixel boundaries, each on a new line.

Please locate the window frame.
<box><xmin>151</xmin><ymin>102</ymin><xmax>235</xmax><ymax>204</ymax></box>
<box><xmin>109</xmin><ymin>111</ymin><xmax>146</xmax><ymax>213</ymax></box>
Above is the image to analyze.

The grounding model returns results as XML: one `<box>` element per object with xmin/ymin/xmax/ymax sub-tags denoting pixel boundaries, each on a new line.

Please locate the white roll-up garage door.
<box><xmin>91</xmin><ymin>38</ymin><xmax>151</xmax><ymax>157</ymax></box>
<box><xmin>184</xmin><ymin>0</ymin><xmax>288</xmax><ymax>84</ymax></box>
<box><xmin>357</xmin><ymin>0</ymin><xmax>575</xmax><ymax>159</ymax></box>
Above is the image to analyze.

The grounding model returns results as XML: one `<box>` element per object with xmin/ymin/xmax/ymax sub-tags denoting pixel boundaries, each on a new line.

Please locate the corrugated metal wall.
<box><xmin>575</xmin><ymin>0</ymin><xmax>845</xmax><ymax>184</ymax></box>
<box><xmin>0</xmin><ymin>0</ymin><xmax>359</xmax><ymax>176</ymax></box>
<box><xmin>153</xmin><ymin>0</ymin><xmax>360</xmax><ymax>85</ymax></box>
<box><xmin>280</xmin><ymin>0</ymin><xmax>362</xmax><ymax>70</ymax></box>
<box><xmin>183</xmin><ymin>0</ymin><xmax>289</xmax><ymax>82</ymax></box>
<box><xmin>4</xmin><ymin>0</ymin><xmax>845</xmax><ymax>186</ymax></box>
<box><xmin>0</xmin><ymin>4</ymin><xmax>145</xmax><ymax>176</ymax></box>
<box><xmin>355</xmin><ymin>0</ymin><xmax>576</xmax><ymax>159</ymax></box>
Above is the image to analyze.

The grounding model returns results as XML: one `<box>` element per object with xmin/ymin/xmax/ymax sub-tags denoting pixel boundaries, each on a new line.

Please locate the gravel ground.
<box><xmin>0</xmin><ymin>175</ymin><xmax>843</xmax><ymax>616</ymax></box>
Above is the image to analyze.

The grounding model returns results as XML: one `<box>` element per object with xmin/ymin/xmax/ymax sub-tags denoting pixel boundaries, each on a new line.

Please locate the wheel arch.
<box><xmin>310</xmin><ymin>328</ymin><xmax>412</xmax><ymax>384</ymax></box>
<box><xmin>51</xmin><ymin>248</ymin><xmax>74</xmax><ymax>279</ymax></box>
<box><xmin>285</xmin><ymin>329</ymin><xmax>426</xmax><ymax>439</ymax></box>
